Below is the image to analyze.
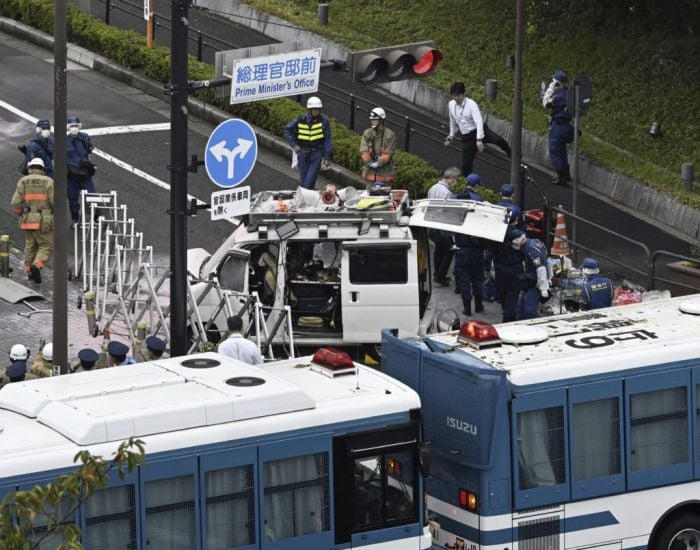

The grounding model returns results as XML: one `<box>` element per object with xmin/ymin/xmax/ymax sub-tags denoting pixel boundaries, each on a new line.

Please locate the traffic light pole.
<box><xmin>168</xmin><ymin>0</ymin><xmax>190</xmax><ymax>357</ymax></box>
<box><xmin>510</xmin><ymin>0</ymin><xmax>524</xmax><ymax>206</ymax></box>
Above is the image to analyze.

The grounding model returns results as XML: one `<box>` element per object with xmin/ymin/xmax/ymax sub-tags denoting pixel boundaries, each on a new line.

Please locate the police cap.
<box><xmin>78</xmin><ymin>348</ymin><xmax>99</xmax><ymax>365</ymax></box>
<box><xmin>466</xmin><ymin>173</ymin><xmax>482</xmax><ymax>186</ymax></box>
<box><xmin>7</xmin><ymin>360</ymin><xmax>27</xmax><ymax>378</ymax></box>
<box><xmin>146</xmin><ymin>336</ymin><xmax>166</xmax><ymax>352</ymax></box>
<box><xmin>552</xmin><ymin>70</ymin><xmax>568</xmax><ymax>84</ymax></box>
<box><xmin>508</xmin><ymin>228</ymin><xmax>525</xmax><ymax>240</ymax></box>
<box><xmin>36</xmin><ymin>119</ymin><xmax>51</xmax><ymax>129</ymax></box>
<box><xmin>500</xmin><ymin>183</ymin><xmax>514</xmax><ymax>196</ymax></box>
<box><xmin>107</xmin><ymin>341</ymin><xmax>129</xmax><ymax>357</ymax></box>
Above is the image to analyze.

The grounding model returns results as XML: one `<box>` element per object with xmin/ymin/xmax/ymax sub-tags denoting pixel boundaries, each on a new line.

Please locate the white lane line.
<box><xmin>0</xmin><ymin>99</ymin><xmax>234</xmax><ymax>224</ymax></box>
<box><xmin>87</xmin><ymin>123</ymin><xmax>171</xmax><ymax>136</ymax></box>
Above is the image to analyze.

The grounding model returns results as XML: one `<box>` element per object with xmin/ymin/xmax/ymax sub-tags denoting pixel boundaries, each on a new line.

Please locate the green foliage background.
<box><xmin>240</xmin><ymin>0</ymin><xmax>700</xmax><ymax>207</ymax></box>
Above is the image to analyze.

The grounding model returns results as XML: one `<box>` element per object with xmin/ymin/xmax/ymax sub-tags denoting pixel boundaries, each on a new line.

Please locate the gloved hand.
<box><xmin>538</xmin><ymin>289</ymin><xmax>551</xmax><ymax>304</ymax></box>
<box><xmin>368</xmin><ymin>161</ymin><xmax>380</xmax><ymax>169</ymax></box>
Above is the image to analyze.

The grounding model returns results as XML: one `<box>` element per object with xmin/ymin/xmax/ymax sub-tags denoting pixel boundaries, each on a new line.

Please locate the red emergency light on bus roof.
<box><xmin>457</xmin><ymin>321</ymin><xmax>501</xmax><ymax>349</ymax></box>
<box><xmin>310</xmin><ymin>347</ymin><xmax>356</xmax><ymax>377</ymax></box>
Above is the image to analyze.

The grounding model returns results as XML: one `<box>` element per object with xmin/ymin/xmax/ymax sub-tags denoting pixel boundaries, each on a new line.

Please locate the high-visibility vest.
<box><xmin>297</xmin><ymin>121</ymin><xmax>325</xmax><ymax>144</ymax></box>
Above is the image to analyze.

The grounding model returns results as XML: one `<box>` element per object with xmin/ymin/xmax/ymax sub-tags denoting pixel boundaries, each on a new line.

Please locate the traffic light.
<box><xmin>349</xmin><ymin>41</ymin><xmax>442</xmax><ymax>85</ymax></box>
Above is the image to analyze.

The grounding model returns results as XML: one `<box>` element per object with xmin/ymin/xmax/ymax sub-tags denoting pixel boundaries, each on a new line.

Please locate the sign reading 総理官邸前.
<box><xmin>230</xmin><ymin>48</ymin><xmax>322</xmax><ymax>104</ymax></box>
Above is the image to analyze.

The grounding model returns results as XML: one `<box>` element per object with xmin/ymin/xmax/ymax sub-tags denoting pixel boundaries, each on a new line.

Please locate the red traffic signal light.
<box><xmin>349</xmin><ymin>41</ymin><xmax>442</xmax><ymax>85</ymax></box>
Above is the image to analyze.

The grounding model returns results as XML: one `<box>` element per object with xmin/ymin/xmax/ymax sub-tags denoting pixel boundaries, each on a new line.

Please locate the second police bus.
<box><xmin>381</xmin><ymin>294</ymin><xmax>700</xmax><ymax>550</ymax></box>
<box><xmin>0</xmin><ymin>349</ymin><xmax>432</xmax><ymax>549</ymax></box>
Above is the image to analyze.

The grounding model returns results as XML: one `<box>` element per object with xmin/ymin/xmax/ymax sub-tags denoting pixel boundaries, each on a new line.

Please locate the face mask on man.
<box><xmin>40</xmin><ymin>129</ymin><xmax>51</xmax><ymax>139</ymax></box>
<box><xmin>68</xmin><ymin>126</ymin><xmax>80</xmax><ymax>136</ymax></box>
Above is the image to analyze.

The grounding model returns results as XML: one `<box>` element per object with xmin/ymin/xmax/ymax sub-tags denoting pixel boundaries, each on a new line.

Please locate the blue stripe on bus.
<box><xmin>432</xmin><ymin>510</ymin><xmax>618</xmax><ymax>545</ymax></box>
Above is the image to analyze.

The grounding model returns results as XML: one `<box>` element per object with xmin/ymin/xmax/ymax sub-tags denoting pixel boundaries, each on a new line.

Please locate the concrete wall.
<box><xmin>195</xmin><ymin>0</ymin><xmax>700</xmax><ymax>243</ymax></box>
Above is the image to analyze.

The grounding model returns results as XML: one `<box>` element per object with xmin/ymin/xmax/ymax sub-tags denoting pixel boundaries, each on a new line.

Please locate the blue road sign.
<box><xmin>205</xmin><ymin>119</ymin><xmax>258</xmax><ymax>188</ymax></box>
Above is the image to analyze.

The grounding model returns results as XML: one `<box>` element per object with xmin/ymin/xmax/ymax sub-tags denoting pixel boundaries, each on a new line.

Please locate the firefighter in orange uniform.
<box><xmin>11</xmin><ymin>157</ymin><xmax>54</xmax><ymax>284</ymax></box>
<box><xmin>359</xmin><ymin>107</ymin><xmax>397</xmax><ymax>187</ymax></box>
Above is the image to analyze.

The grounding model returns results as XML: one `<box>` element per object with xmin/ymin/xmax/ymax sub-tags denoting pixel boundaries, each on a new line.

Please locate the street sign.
<box><xmin>567</xmin><ymin>74</ymin><xmax>593</xmax><ymax>116</ymax></box>
<box><xmin>230</xmin><ymin>48</ymin><xmax>322</xmax><ymax>104</ymax></box>
<box><xmin>143</xmin><ymin>0</ymin><xmax>149</xmax><ymax>20</ymax></box>
<box><xmin>210</xmin><ymin>186</ymin><xmax>251</xmax><ymax>221</ymax></box>
<box><xmin>205</xmin><ymin>119</ymin><xmax>258</xmax><ymax>188</ymax></box>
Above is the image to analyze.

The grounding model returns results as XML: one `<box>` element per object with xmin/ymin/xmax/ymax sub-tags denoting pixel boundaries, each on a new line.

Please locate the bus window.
<box><xmin>630</xmin><ymin>387</ymin><xmax>689</xmax><ymax>471</ymax></box>
<box><xmin>517</xmin><ymin>406</ymin><xmax>566</xmax><ymax>490</ymax></box>
<box><xmin>572</xmin><ymin>397</ymin><xmax>621</xmax><ymax>481</ymax></box>
<box><xmin>348</xmin><ymin>247</ymin><xmax>408</xmax><ymax>284</ymax></box>
<box><xmin>144</xmin><ymin>475</ymin><xmax>196</xmax><ymax>549</ymax></box>
<box><xmin>263</xmin><ymin>452</ymin><xmax>330</xmax><ymax>541</ymax></box>
<box><xmin>84</xmin><ymin>484</ymin><xmax>137</xmax><ymax>550</ymax></box>
<box><xmin>204</xmin><ymin>465</ymin><xmax>255</xmax><ymax>548</ymax></box>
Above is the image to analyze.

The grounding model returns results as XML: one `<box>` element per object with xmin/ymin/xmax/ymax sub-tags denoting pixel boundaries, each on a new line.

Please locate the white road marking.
<box><xmin>0</xmin><ymin>99</ymin><xmax>236</xmax><ymax>224</ymax></box>
<box><xmin>87</xmin><ymin>123</ymin><xmax>171</xmax><ymax>136</ymax></box>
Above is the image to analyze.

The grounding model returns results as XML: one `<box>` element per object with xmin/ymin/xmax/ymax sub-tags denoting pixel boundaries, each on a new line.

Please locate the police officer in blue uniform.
<box><xmin>66</xmin><ymin>116</ymin><xmax>96</xmax><ymax>223</ymax></box>
<box><xmin>284</xmin><ymin>96</ymin><xmax>333</xmax><ymax>190</ymax></box>
<box><xmin>107</xmin><ymin>341</ymin><xmax>136</xmax><ymax>366</ymax></box>
<box><xmin>497</xmin><ymin>183</ymin><xmax>524</xmax><ymax>229</ymax></box>
<box><xmin>453</xmin><ymin>173</ymin><xmax>484</xmax><ymax>302</ymax></box>
<box><xmin>485</xmin><ymin>228</ymin><xmax>524</xmax><ymax>323</ymax></box>
<box><xmin>580</xmin><ymin>258</ymin><xmax>614</xmax><ymax>310</ymax></box>
<box><xmin>511</xmin><ymin>229</ymin><xmax>551</xmax><ymax>319</ymax></box>
<box><xmin>542</xmin><ymin>70</ymin><xmax>574</xmax><ymax>186</ymax></box>
<box><xmin>455</xmin><ymin>173</ymin><xmax>483</xmax><ymax>202</ymax></box>
<box><xmin>145</xmin><ymin>336</ymin><xmax>167</xmax><ymax>360</ymax></box>
<box><xmin>72</xmin><ymin>348</ymin><xmax>99</xmax><ymax>372</ymax></box>
<box><xmin>26</xmin><ymin>119</ymin><xmax>54</xmax><ymax>178</ymax></box>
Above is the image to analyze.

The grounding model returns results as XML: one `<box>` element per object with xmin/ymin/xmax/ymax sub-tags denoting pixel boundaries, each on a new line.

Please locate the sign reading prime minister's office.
<box><xmin>230</xmin><ymin>48</ymin><xmax>321</xmax><ymax>104</ymax></box>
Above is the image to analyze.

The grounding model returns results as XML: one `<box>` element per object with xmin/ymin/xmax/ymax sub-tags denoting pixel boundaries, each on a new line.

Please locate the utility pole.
<box><xmin>168</xmin><ymin>0</ymin><xmax>190</xmax><ymax>356</ymax></box>
<box><xmin>510</xmin><ymin>0</ymin><xmax>524</xmax><ymax>206</ymax></box>
<box><xmin>54</xmin><ymin>0</ymin><xmax>68</xmax><ymax>373</ymax></box>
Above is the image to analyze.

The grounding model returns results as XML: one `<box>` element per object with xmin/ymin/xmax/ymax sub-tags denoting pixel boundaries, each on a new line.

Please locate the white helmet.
<box><xmin>369</xmin><ymin>107</ymin><xmax>386</xmax><ymax>120</ymax></box>
<box><xmin>10</xmin><ymin>344</ymin><xmax>29</xmax><ymax>361</ymax></box>
<box><xmin>27</xmin><ymin>157</ymin><xmax>45</xmax><ymax>170</ymax></box>
<box><xmin>306</xmin><ymin>96</ymin><xmax>323</xmax><ymax>109</ymax></box>
<box><xmin>42</xmin><ymin>343</ymin><xmax>53</xmax><ymax>361</ymax></box>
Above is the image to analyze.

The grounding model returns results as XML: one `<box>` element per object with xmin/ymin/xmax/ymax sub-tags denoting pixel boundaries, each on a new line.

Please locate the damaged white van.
<box><xmin>187</xmin><ymin>186</ymin><xmax>509</xmax><ymax>358</ymax></box>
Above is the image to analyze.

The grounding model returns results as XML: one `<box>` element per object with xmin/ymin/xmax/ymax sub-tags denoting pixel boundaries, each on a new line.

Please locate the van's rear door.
<box><xmin>408</xmin><ymin>199</ymin><xmax>510</xmax><ymax>241</ymax></box>
<box><xmin>341</xmin><ymin>240</ymin><xmax>419</xmax><ymax>343</ymax></box>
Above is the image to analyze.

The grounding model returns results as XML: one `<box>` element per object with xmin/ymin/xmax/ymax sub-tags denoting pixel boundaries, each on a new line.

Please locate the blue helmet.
<box><xmin>36</xmin><ymin>119</ymin><xmax>51</xmax><ymax>129</ymax></box>
<box><xmin>500</xmin><ymin>183</ymin><xmax>514</xmax><ymax>196</ymax></box>
<box><xmin>552</xmin><ymin>70</ymin><xmax>567</xmax><ymax>84</ymax></box>
<box><xmin>581</xmin><ymin>257</ymin><xmax>599</xmax><ymax>274</ymax></box>
<box><xmin>466</xmin><ymin>173</ymin><xmax>482</xmax><ymax>186</ymax></box>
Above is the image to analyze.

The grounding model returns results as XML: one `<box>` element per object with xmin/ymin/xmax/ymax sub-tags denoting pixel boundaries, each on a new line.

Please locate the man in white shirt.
<box><xmin>218</xmin><ymin>315</ymin><xmax>264</xmax><ymax>365</ymax></box>
<box><xmin>445</xmin><ymin>81</ymin><xmax>485</xmax><ymax>177</ymax></box>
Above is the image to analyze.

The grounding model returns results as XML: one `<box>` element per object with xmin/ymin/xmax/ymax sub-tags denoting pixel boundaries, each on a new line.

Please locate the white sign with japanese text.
<box><xmin>230</xmin><ymin>48</ymin><xmax>321</xmax><ymax>104</ymax></box>
<box><xmin>143</xmin><ymin>0</ymin><xmax>150</xmax><ymax>20</ymax></box>
<box><xmin>210</xmin><ymin>186</ymin><xmax>251</xmax><ymax>220</ymax></box>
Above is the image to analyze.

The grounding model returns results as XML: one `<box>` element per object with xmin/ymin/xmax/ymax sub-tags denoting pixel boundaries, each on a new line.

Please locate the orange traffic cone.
<box><xmin>550</xmin><ymin>209</ymin><xmax>570</xmax><ymax>256</ymax></box>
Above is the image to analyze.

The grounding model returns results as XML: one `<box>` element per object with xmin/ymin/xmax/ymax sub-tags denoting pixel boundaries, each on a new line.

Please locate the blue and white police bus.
<box><xmin>0</xmin><ymin>350</ymin><xmax>432</xmax><ymax>549</ymax></box>
<box><xmin>381</xmin><ymin>295</ymin><xmax>700</xmax><ymax>550</ymax></box>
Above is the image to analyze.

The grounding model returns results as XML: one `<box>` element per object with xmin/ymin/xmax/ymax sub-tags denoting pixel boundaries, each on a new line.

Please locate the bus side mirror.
<box><xmin>419</xmin><ymin>443</ymin><xmax>431</xmax><ymax>477</ymax></box>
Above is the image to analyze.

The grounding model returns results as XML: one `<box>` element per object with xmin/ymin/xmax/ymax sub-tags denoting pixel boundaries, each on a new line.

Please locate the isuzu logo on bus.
<box><xmin>447</xmin><ymin>416</ymin><xmax>477</xmax><ymax>436</ymax></box>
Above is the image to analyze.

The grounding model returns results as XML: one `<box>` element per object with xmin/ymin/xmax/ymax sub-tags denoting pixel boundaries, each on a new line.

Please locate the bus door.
<box><xmin>408</xmin><ymin>199</ymin><xmax>510</xmax><ymax>243</ymax></box>
<box><xmin>341</xmin><ymin>241</ymin><xmax>418</xmax><ymax>343</ymax></box>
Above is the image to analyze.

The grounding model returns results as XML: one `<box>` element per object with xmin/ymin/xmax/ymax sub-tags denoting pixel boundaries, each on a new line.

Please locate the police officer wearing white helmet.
<box><xmin>359</xmin><ymin>107</ymin><xmax>397</xmax><ymax>186</ymax></box>
<box><xmin>284</xmin><ymin>96</ymin><xmax>333</xmax><ymax>189</ymax></box>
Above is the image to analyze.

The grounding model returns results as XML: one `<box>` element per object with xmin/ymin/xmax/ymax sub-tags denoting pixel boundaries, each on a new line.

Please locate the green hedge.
<box><xmin>0</xmin><ymin>0</ymin><xmax>507</xmax><ymax>199</ymax></box>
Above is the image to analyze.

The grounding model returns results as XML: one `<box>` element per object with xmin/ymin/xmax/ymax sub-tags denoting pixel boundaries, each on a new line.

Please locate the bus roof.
<box><xmin>426</xmin><ymin>295</ymin><xmax>700</xmax><ymax>387</ymax></box>
<box><xmin>0</xmin><ymin>353</ymin><xmax>419</xmax><ymax>471</ymax></box>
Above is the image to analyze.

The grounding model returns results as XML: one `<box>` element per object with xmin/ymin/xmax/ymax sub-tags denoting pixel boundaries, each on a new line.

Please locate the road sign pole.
<box><xmin>169</xmin><ymin>0</ymin><xmax>189</xmax><ymax>357</ymax></box>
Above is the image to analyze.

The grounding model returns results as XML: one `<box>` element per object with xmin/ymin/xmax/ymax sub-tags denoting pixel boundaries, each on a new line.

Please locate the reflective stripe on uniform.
<box><xmin>20</xmin><ymin>222</ymin><xmax>41</xmax><ymax>230</ymax></box>
<box><xmin>363</xmin><ymin>173</ymin><xmax>396</xmax><ymax>182</ymax></box>
<box><xmin>24</xmin><ymin>193</ymin><xmax>48</xmax><ymax>201</ymax></box>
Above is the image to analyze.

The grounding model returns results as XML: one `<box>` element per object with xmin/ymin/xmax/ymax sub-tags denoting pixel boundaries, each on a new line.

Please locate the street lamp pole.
<box><xmin>510</xmin><ymin>0</ymin><xmax>524</xmax><ymax>206</ymax></box>
<box><xmin>54</xmin><ymin>0</ymin><xmax>68</xmax><ymax>373</ymax></box>
<box><xmin>169</xmin><ymin>0</ymin><xmax>190</xmax><ymax>356</ymax></box>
